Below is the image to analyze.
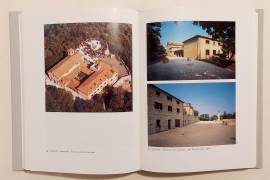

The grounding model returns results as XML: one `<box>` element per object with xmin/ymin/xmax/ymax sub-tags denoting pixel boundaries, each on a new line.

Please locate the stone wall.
<box><xmin>148</xmin><ymin>85</ymin><xmax>197</xmax><ymax>135</ymax></box>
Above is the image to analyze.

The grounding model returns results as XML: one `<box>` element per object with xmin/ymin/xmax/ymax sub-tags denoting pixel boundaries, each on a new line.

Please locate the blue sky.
<box><xmin>160</xmin><ymin>21</ymin><xmax>208</xmax><ymax>47</ymax></box>
<box><xmin>155</xmin><ymin>83</ymin><xmax>236</xmax><ymax>116</ymax></box>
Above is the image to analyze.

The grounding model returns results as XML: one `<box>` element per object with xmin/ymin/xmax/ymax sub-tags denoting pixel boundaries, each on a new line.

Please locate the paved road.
<box><xmin>148</xmin><ymin>121</ymin><xmax>236</xmax><ymax>147</ymax></box>
<box><xmin>147</xmin><ymin>59</ymin><xmax>235</xmax><ymax>80</ymax></box>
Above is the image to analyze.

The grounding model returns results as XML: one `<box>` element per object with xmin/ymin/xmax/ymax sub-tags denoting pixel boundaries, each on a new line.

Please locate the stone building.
<box><xmin>148</xmin><ymin>84</ymin><xmax>196</xmax><ymax>135</ymax></box>
<box><xmin>166</xmin><ymin>35</ymin><xmax>223</xmax><ymax>60</ymax></box>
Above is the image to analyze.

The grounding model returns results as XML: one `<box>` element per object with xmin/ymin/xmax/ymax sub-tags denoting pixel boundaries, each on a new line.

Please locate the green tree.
<box><xmin>232</xmin><ymin>112</ymin><xmax>236</xmax><ymax>119</ymax></box>
<box><xmin>44</xmin><ymin>23</ymin><xmax>132</xmax><ymax>72</ymax></box>
<box><xmin>199</xmin><ymin>114</ymin><xmax>210</xmax><ymax>121</ymax></box>
<box><xmin>147</xmin><ymin>22</ymin><xmax>166</xmax><ymax>64</ymax></box>
<box><xmin>193</xmin><ymin>110</ymin><xmax>199</xmax><ymax>117</ymax></box>
<box><xmin>211</xmin><ymin>115</ymin><xmax>218</xmax><ymax>121</ymax></box>
<box><xmin>123</xmin><ymin>91</ymin><xmax>132</xmax><ymax>111</ymax></box>
<box><xmin>193</xmin><ymin>21</ymin><xmax>235</xmax><ymax>60</ymax></box>
<box><xmin>73</xmin><ymin>95</ymin><xmax>105</xmax><ymax>112</ymax></box>
<box><xmin>102</xmin><ymin>85</ymin><xmax>114</xmax><ymax>109</ymax></box>
<box><xmin>46</xmin><ymin>85</ymin><xmax>74</xmax><ymax>112</ymax></box>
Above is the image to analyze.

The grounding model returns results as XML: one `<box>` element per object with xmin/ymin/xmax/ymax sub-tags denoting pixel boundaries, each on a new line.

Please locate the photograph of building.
<box><xmin>47</xmin><ymin>40</ymin><xmax>119</xmax><ymax>100</ymax></box>
<box><xmin>148</xmin><ymin>84</ymin><xmax>198</xmax><ymax>135</ymax></box>
<box><xmin>45</xmin><ymin>23</ymin><xmax>132</xmax><ymax>112</ymax></box>
<box><xmin>147</xmin><ymin>21</ymin><xmax>235</xmax><ymax>80</ymax></box>
<box><xmin>148</xmin><ymin>83</ymin><xmax>236</xmax><ymax>147</ymax></box>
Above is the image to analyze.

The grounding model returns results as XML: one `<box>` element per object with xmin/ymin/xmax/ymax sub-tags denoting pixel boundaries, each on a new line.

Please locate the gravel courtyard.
<box><xmin>147</xmin><ymin>58</ymin><xmax>235</xmax><ymax>80</ymax></box>
<box><xmin>148</xmin><ymin>121</ymin><xmax>236</xmax><ymax>147</ymax></box>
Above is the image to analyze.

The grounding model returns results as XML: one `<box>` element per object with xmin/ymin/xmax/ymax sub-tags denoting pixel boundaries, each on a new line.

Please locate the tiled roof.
<box><xmin>167</xmin><ymin>41</ymin><xmax>184</xmax><ymax>46</ymax></box>
<box><xmin>48</xmin><ymin>52</ymin><xmax>83</xmax><ymax>79</ymax></box>
<box><xmin>47</xmin><ymin>43</ymin><xmax>117</xmax><ymax>98</ymax></box>
<box><xmin>182</xmin><ymin>35</ymin><xmax>221</xmax><ymax>43</ymax></box>
<box><xmin>77</xmin><ymin>61</ymin><xmax>116</xmax><ymax>96</ymax></box>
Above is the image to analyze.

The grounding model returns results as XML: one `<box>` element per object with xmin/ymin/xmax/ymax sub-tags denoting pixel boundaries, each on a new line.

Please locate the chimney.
<box><xmin>67</xmin><ymin>48</ymin><xmax>75</xmax><ymax>56</ymax></box>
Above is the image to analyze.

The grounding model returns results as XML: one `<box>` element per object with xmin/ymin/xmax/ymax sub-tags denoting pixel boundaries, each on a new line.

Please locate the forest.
<box><xmin>44</xmin><ymin>22</ymin><xmax>132</xmax><ymax>72</ymax></box>
<box><xmin>46</xmin><ymin>85</ymin><xmax>132</xmax><ymax>112</ymax></box>
<box><xmin>44</xmin><ymin>23</ymin><xmax>133</xmax><ymax>112</ymax></box>
<box><xmin>147</xmin><ymin>22</ymin><xmax>166</xmax><ymax>65</ymax></box>
<box><xmin>199</xmin><ymin>112</ymin><xmax>236</xmax><ymax>121</ymax></box>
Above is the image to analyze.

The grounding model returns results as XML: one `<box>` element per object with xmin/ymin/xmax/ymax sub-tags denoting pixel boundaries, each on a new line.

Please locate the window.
<box><xmin>213</xmin><ymin>50</ymin><xmax>216</xmax><ymax>55</ymax></box>
<box><xmin>168</xmin><ymin>106</ymin><xmax>173</xmax><ymax>112</ymax></box>
<box><xmin>218</xmin><ymin>42</ymin><xmax>221</xmax><ymax>46</ymax></box>
<box><xmin>156</xmin><ymin>90</ymin><xmax>160</xmax><ymax>96</ymax></box>
<box><xmin>167</xmin><ymin>96</ymin><xmax>172</xmax><ymax>101</ymax></box>
<box><xmin>177</xmin><ymin>101</ymin><xmax>180</xmax><ymax>105</ymax></box>
<box><xmin>177</xmin><ymin>108</ymin><xmax>180</xmax><ymax>113</ymax></box>
<box><xmin>154</xmin><ymin>102</ymin><xmax>163</xmax><ymax>110</ymax></box>
<box><xmin>156</xmin><ymin>120</ymin><xmax>161</xmax><ymax>128</ymax></box>
<box><xmin>213</xmin><ymin>41</ymin><xmax>215</xmax><ymax>45</ymax></box>
<box><xmin>206</xmin><ymin>40</ymin><xmax>210</xmax><ymax>44</ymax></box>
<box><xmin>205</xmin><ymin>49</ymin><xmax>210</xmax><ymax>55</ymax></box>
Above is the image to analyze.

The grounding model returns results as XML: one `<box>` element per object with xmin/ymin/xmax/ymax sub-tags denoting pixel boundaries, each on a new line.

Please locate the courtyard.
<box><xmin>148</xmin><ymin>121</ymin><xmax>236</xmax><ymax>147</ymax></box>
<box><xmin>147</xmin><ymin>58</ymin><xmax>235</xmax><ymax>81</ymax></box>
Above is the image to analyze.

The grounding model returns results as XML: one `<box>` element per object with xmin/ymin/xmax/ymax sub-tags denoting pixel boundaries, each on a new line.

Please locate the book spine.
<box><xmin>9</xmin><ymin>11</ymin><xmax>23</xmax><ymax>170</ymax></box>
<box><xmin>256</xmin><ymin>9</ymin><xmax>264</xmax><ymax>169</ymax></box>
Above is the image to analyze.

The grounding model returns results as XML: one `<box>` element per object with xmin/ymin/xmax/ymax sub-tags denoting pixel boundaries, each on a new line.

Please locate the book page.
<box><xmin>139</xmin><ymin>8</ymin><xmax>258</xmax><ymax>173</ymax></box>
<box><xmin>20</xmin><ymin>9</ymin><xmax>140</xmax><ymax>174</ymax></box>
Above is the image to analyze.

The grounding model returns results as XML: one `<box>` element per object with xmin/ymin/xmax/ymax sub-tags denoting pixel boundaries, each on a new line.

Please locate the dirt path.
<box><xmin>148</xmin><ymin>121</ymin><xmax>236</xmax><ymax>147</ymax></box>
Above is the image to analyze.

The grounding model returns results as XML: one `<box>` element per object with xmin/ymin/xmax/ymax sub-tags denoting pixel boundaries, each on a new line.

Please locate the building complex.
<box><xmin>47</xmin><ymin>38</ymin><xmax>130</xmax><ymax>100</ymax></box>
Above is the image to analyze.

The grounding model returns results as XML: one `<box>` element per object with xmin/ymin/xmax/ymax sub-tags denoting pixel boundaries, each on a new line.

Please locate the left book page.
<box><xmin>10</xmin><ymin>9</ymin><xmax>140</xmax><ymax>174</ymax></box>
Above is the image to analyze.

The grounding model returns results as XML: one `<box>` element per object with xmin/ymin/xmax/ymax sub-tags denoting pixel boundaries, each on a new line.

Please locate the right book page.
<box><xmin>139</xmin><ymin>8</ymin><xmax>258</xmax><ymax>173</ymax></box>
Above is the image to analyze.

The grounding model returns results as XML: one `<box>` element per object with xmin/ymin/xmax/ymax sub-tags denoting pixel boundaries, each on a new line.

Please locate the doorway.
<box><xmin>168</xmin><ymin>119</ymin><xmax>171</xmax><ymax>129</ymax></box>
<box><xmin>174</xmin><ymin>50</ymin><xmax>184</xmax><ymax>57</ymax></box>
<box><xmin>156</xmin><ymin>119</ymin><xmax>161</xmax><ymax>132</ymax></box>
<box><xmin>175</xmin><ymin>119</ymin><xmax>180</xmax><ymax>127</ymax></box>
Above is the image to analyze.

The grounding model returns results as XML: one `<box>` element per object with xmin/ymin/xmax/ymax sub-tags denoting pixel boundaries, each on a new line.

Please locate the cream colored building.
<box><xmin>166</xmin><ymin>42</ymin><xmax>184</xmax><ymax>57</ymax></box>
<box><xmin>183</xmin><ymin>103</ymin><xmax>198</xmax><ymax>126</ymax></box>
<box><xmin>166</xmin><ymin>35</ymin><xmax>223</xmax><ymax>60</ymax></box>
<box><xmin>183</xmin><ymin>35</ymin><xmax>222</xmax><ymax>60</ymax></box>
<box><xmin>183</xmin><ymin>103</ymin><xmax>194</xmax><ymax>116</ymax></box>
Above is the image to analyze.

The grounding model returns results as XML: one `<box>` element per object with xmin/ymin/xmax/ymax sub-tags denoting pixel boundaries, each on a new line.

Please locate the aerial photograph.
<box><xmin>148</xmin><ymin>82</ymin><xmax>236</xmax><ymax>147</ymax></box>
<box><xmin>147</xmin><ymin>21</ymin><xmax>235</xmax><ymax>80</ymax></box>
<box><xmin>44</xmin><ymin>22</ymin><xmax>132</xmax><ymax>112</ymax></box>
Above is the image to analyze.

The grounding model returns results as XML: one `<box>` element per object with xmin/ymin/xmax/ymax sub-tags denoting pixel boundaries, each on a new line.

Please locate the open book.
<box><xmin>9</xmin><ymin>8</ymin><xmax>262</xmax><ymax>174</ymax></box>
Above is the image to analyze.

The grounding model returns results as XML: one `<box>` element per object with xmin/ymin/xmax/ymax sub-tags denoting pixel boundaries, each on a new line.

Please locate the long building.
<box><xmin>148</xmin><ymin>84</ymin><xmax>197</xmax><ymax>135</ymax></box>
<box><xmin>166</xmin><ymin>35</ymin><xmax>223</xmax><ymax>60</ymax></box>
